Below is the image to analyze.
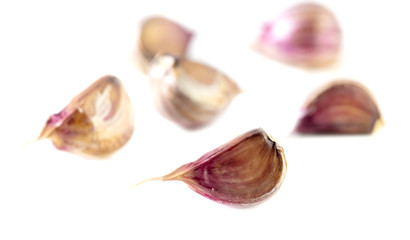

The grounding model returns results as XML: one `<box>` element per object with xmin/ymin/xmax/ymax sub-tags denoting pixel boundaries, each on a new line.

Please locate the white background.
<box><xmin>1</xmin><ymin>0</ymin><xmax>410</xmax><ymax>239</ymax></box>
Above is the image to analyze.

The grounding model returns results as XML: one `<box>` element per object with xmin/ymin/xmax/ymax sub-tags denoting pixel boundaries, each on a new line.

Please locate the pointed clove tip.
<box><xmin>37</xmin><ymin>130</ymin><xmax>47</xmax><ymax>141</ymax></box>
<box><xmin>233</xmin><ymin>85</ymin><xmax>243</xmax><ymax>96</ymax></box>
<box><xmin>130</xmin><ymin>176</ymin><xmax>164</xmax><ymax>189</ymax></box>
<box><xmin>131</xmin><ymin>167</ymin><xmax>187</xmax><ymax>190</ymax></box>
<box><xmin>373</xmin><ymin>117</ymin><xmax>385</xmax><ymax>133</ymax></box>
<box><xmin>20</xmin><ymin>139</ymin><xmax>37</xmax><ymax>150</ymax></box>
<box><xmin>37</xmin><ymin>121</ymin><xmax>57</xmax><ymax>141</ymax></box>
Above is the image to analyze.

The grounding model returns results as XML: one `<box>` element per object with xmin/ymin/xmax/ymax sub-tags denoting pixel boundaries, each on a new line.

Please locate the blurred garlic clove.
<box><xmin>255</xmin><ymin>3</ymin><xmax>341</xmax><ymax>68</ymax></box>
<box><xmin>38</xmin><ymin>75</ymin><xmax>134</xmax><ymax>156</ymax></box>
<box><xmin>148</xmin><ymin>54</ymin><xmax>240</xmax><ymax>129</ymax></box>
<box><xmin>137</xmin><ymin>128</ymin><xmax>287</xmax><ymax>206</ymax></box>
<box><xmin>295</xmin><ymin>80</ymin><xmax>382</xmax><ymax>134</ymax></box>
<box><xmin>138</xmin><ymin>16</ymin><xmax>193</xmax><ymax>72</ymax></box>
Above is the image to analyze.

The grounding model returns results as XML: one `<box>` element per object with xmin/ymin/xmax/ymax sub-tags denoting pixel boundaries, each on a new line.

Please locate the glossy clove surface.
<box><xmin>137</xmin><ymin>128</ymin><xmax>287</xmax><ymax>206</ymax></box>
<box><xmin>295</xmin><ymin>80</ymin><xmax>382</xmax><ymax>134</ymax></box>
<box><xmin>148</xmin><ymin>54</ymin><xmax>240</xmax><ymax>129</ymax></box>
<box><xmin>255</xmin><ymin>3</ymin><xmax>341</xmax><ymax>68</ymax></box>
<box><xmin>38</xmin><ymin>75</ymin><xmax>134</xmax><ymax>156</ymax></box>
<box><xmin>138</xmin><ymin>16</ymin><xmax>193</xmax><ymax>71</ymax></box>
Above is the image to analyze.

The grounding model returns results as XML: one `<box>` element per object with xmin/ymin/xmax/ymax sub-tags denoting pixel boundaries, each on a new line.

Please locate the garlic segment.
<box><xmin>256</xmin><ymin>3</ymin><xmax>341</xmax><ymax>67</ymax></box>
<box><xmin>138</xmin><ymin>128</ymin><xmax>287</xmax><ymax>206</ymax></box>
<box><xmin>295</xmin><ymin>80</ymin><xmax>382</xmax><ymax>134</ymax></box>
<box><xmin>38</xmin><ymin>75</ymin><xmax>134</xmax><ymax>156</ymax></box>
<box><xmin>139</xmin><ymin>16</ymin><xmax>192</xmax><ymax>71</ymax></box>
<box><xmin>148</xmin><ymin>54</ymin><xmax>240</xmax><ymax>129</ymax></box>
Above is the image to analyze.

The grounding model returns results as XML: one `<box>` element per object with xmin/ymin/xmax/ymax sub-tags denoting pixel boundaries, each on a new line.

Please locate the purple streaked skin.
<box><xmin>295</xmin><ymin>81</ymin><xmax>382</xmax><ymax>134</ymax></box>
<box><xmin>257</xmin><ymin>3</ymin><xmax>341</xmax><ymax>67</ymax></box>
<box><xmin>143</xmin><ymin>128</ymin><xmax>287</xmax><ymax>207</ymax></box>
<box><xmin>46</xmin><ymin>109</ymin><xmax>70</xmax><ymax>126</ymax></box>
<box><xmin>39</xmin><ymin>108</ymin><xmax>74</xmax><ymax>141</ymax></box>
<box><xmin>43</xmin><ymin>109</ymin><xmax>77</xmax><ymax>150</ymax></box>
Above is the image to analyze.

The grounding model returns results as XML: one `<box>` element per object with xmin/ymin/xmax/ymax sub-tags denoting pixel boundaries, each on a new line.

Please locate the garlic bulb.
<box><xmin>295</xmin><ymin>80</ymin><xmax>382</xmax><ymax>134</ymax></box>
<box><xmin>137</xmin><ymin>128</ymin><xmax>287</xmax><ymax>206</ymax></box>
<box><xmin>138</xmin><ymin>16</ymin><xmax>193</xmax><ymax>71</ymax></box>
<box><xmin>255</xmin><ymin>3</ymin><xmax>341</xmax><ymax>67</ymax></box>
<box><xmin>38</xmin><ymin>75</ymin><xmax>134</xmax><ymax>156</ymax></box>
<box><xmin>148</xmin><ymin>54</ymin><xmax>240</xmax><ymax>129</ymax></box>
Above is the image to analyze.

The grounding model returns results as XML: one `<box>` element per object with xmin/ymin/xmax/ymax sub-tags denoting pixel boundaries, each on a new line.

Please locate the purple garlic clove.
<box><xmin>38</xmin><ymin>75</ymin><xmax>134</xmax><ymax>156</ymax></box>
<box><xmin>138</xmin><ymin>16</ymin><xmax>193</xmax><ymax>72</ymax></box>
<box><xmin>295</xmin><ymin>80</ymin><xmax>383</xmax><ymax>134</ymax></box>
<box><xmin>137</xmin><ymin>128</ymin><xmax>287</xmax><ymax>206</ymax></box>
<box><xmin>148</xmin><ymin>54</ymin><xmax>240</xmax><ymax>129</ymax></box>
<box><xmin>255</xmin><ymin>2</ymin><xmax>341</xmax><ymax>68</ymax></box>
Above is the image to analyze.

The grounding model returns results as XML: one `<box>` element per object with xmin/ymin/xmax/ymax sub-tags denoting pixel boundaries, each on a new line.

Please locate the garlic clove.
<box><xmin>255</xmin><ymin>3</ymin><xmax>341</xmax><ymax>68</ymax></box>
<box><xmin>295</xmin><ymin>80</ymin><xmax>382</xmax><ymax>134</ymax></box>
<box><xmin>148</xmin><ymin>54</ymin><xmax>240</xmax><ymax>129</ymax></box>
<box><xmin>137</xmin><ymin>128</ymin><xmax>287</xmax><ymax>207</ymax></box>
<box><xmin>38</xmin><ymin>75</ymin><xmax>134</xmax><ymax>156</ymax></box>
<box><xmin>138</xmin><ymin>16</ymin><xmax>193</xmax><ymax>72</ymax></box>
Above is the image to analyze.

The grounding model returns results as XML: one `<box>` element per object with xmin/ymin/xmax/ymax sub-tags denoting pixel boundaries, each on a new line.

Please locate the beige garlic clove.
<box><xmin>148</xmin><ymin>54</ymin><xmax>240</xmax><ymax>129</ymax></box>
<box><xmin>295</xmin><ymin>80</ymin><xmax>382</xmax><ymax>134</ymax></box>
<box><xmin>138</xmin><ymin>16</ymin><xmax>193</xmax><ymax>72</ymax></box>
<box><xmin>38</xmin><ymin>75</ymin><xmax>134</xmax><ymax>156</ymax></box>
<box><xmin>137</xmin><ymin>128</ymin><xmax>287</xmax><ymax>206</ymax></box>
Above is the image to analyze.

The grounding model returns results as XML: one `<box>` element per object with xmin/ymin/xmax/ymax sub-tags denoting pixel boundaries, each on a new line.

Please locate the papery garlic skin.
<box><xmin>143</xmin><ymin>128</ymin><xmax>287</xmax><ymax>206</ymax></box>
<box><xmin>39</xmin><ymin>75</ymin><xmax>134</xmax><ymax>156</ymax></box>
<box><xmin>256</xmin><ymin>3</ymin><xmax>341</xmax><ymax>67</ymax></box>
<box><xmin>296</xmin><ymin>80</ymin><xmax>382</xmax><ymax>134</ymax></box>
<box><xmin>138</xmin><ymin>16</ymin><xmax>192</xmax><ymax>71</ymax></box>
<box><xmin>149</xmin><ymin>54</ymin><xmax>240</xmax><ymax>129</ymax></box>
